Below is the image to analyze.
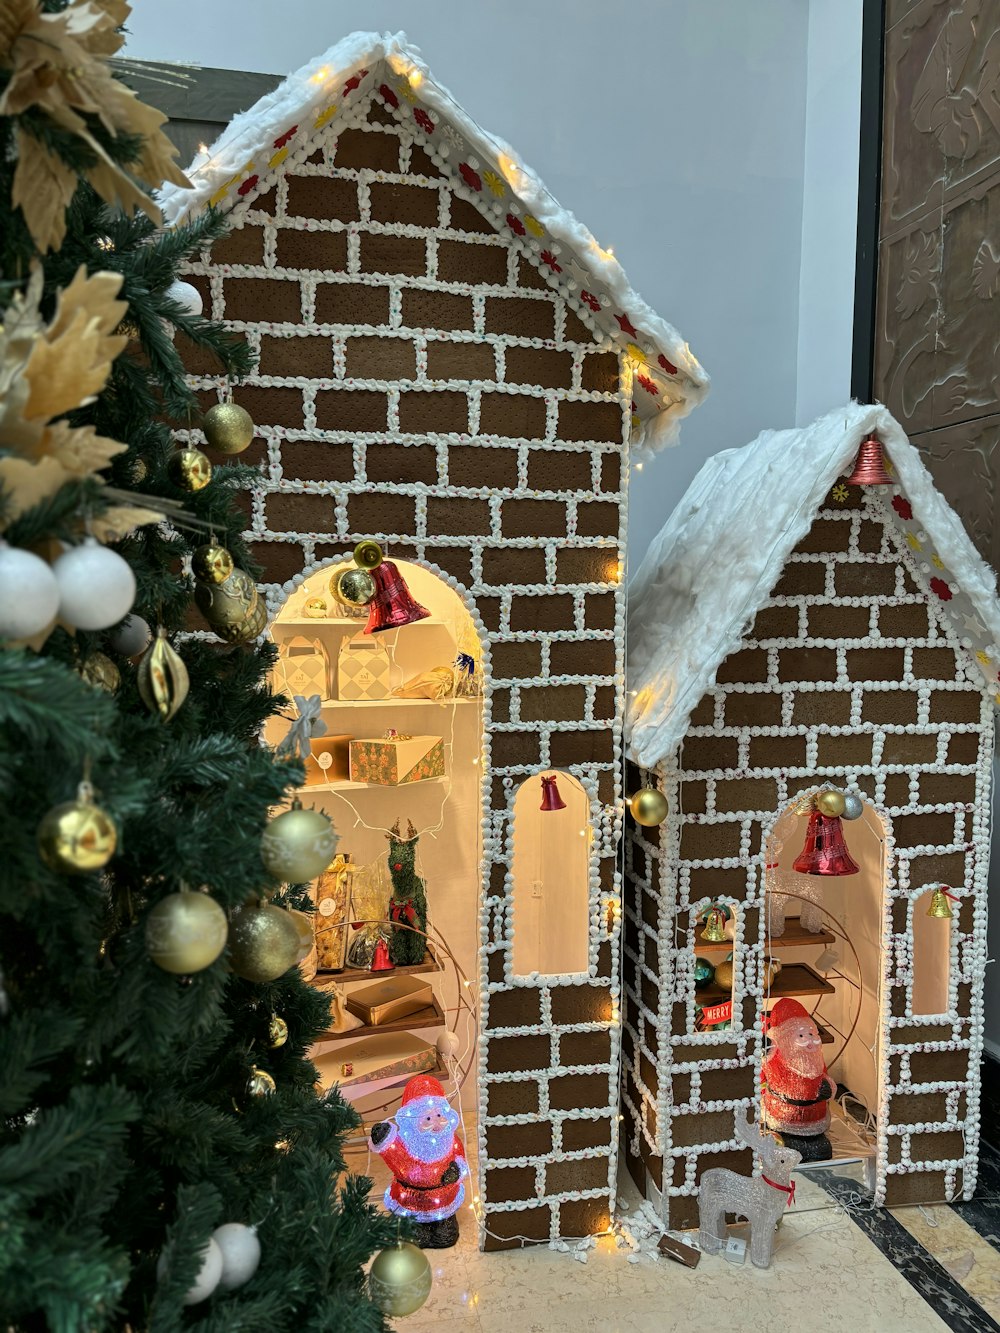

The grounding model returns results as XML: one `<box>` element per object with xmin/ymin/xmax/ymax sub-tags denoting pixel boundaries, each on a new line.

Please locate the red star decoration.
<box><xmin>615</xmin><ymin>312</ymin><xmax>638</xmax><ymax>337</ymax></box>
<box><xmin>273</xmin><ymin>125</ymin><xmax>298</xmax><ymax>148</ymax></box>
<box><xmin>658</xmin><ymin>353</ymin><xmax>678</xmax><ymax>375</ymax></box>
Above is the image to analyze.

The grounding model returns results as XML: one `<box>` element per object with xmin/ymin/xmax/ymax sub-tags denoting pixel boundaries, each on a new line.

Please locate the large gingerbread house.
<box><xmin>623</xmin><ymin>402</ymin><xmax>1000</xmax><ymax>1228</ymax></box>
<box><xmin>162</xmin><ymin>31</ymin><xmax>707</xmax><ymax>1248</ymax></box>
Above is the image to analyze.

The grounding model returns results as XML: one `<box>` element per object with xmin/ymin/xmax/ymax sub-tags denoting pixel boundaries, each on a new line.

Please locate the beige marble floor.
<box><xmin>891</xmin><ymin>1202</ymin><xmax>1000</xmax><ymax>1324</ymax></box>
<box><xmin>346</xmin><ymin>1131</ymin><xmax>953</xmax><ymax>1333</ymax></box>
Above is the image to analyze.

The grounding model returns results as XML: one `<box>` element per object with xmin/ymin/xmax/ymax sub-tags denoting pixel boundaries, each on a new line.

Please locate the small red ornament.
<box><xmin>460</xmin><ymin>163</ymin><xmax>482</xmax><ymax>191</ymax></box>
<box><xmin>237</xmin><ymin>175</ymin><xmax>259</xmax><ymax>196</ymax></box>
<box><xmin>273</xmin><ymin>125</ymin><xmax>298</xmax><ymax>148</ymax></box>
<box><xmin>370</xmin><ymin>938</ymin><xmax>394</xmax><ymax>971</ymax></box>
<box><xmin>615</xmin><ymin>312</ymin><xmax>638</xmax><ymax>336</ymax></box>
<box><xmin>580</xmin><ymin>290</ymin><xmax>601</xmax><ymax>312</ymax></box>
<box><xmin>379</xmin><ymin>83</ymin><xmax>399</xmax><ymax>108</ymax></box>
<box><xmin>658</xmin><ymin>353</ymin><xmax>678</xmax><ymax>375</ymax></box>
<box><xmin>892</xmin><ymin>494</ymin><xmax>913</xmax><ymax>520</ymax></box>
<box><xmin>930</xmin><ymin>576</ymin><xmax>952</xmax><ymax>601</ymax></box>
<box><xmin>540</xmin><ymin>250</ymin><xmax>562</xmax><ymax>272</ymax></box>
<box><xmin>343</xmin><ymin>70</ymin><xmax>366</xmax><ymax>95</ymax></box>
<box><xmin>414</xmin><ymin>108</ymin><xmax>435</xmax><ymax>134</ymax></box>
<box><xmin>506</xmin><ymin>213</ymin><xmax>526</xmax><ymax>235</ymax></box>
<box><xmin>636</xmin><ymin>373</ymin><xmax>658</xmax><ymax>396</ymax></box>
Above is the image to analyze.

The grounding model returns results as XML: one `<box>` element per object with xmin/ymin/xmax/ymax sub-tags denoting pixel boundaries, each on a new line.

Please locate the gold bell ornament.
<box><xmin>700</xmin><ymin>905</ymin><xmax>730</xmax><ymax>944</ymax></box>
<box><xmin>193</xmin><ymin>543</ymin><xmax>267</xmax><ymax>644</ymax></box>
<box><xmin>37</xmin><ymin>781</ymin><xmax>117</xmax><ymax>875</ymax></box>
<box><xmin>368</xmin><ymin>1240</ymin><xmax>433</xmax><ymax>1318</ymax></box>
<box><xmin>261</xmin><ymin>798</ymin><xmax>338</xmax><ymax>884</ymax></box>
<box><xmin>202</xmin><ymin>402</ymin><xmax>254</xmax><ymax>455</ymax></box>
<box><xmin>927</xmin><ymin>888</ymin><xmax>957</xmax><ymax>919</ymax></box>
<box><xmin>353</xmin><ymin>539</ymin><xmax>385</xmax><ymax>571</ymax></box>
<box><xmin>228</xmin><ymin>902</ymin><xmax>301</xmax><ymax>982</ymax></box>
<box><xmin>167</xmin><ymin>447</ymin><xmax>212</xmax><ymax>492</ymax></box>
<box><xmin>137</xmin><ymin>628</ymin><xmax>190</xmax><ymax>721</ymax></box>
<box><xmin>146</xmin><ymin>886</ymin><xmax>229</xmax><ymax>974</ymax></box>
<box><xmin>629</xmin><ymin>787</ymin><xmax>668</xmax><ymax>826</ymax></box>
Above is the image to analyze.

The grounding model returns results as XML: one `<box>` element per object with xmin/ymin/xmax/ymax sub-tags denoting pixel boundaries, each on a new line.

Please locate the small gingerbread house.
<box><xmin>163</xmin><ymin>30</ymin><xmax>707</xmax><ymax>1248</ymax></box>
<box><xmin>623</xmin><ymin>402</ymin><xmax>1000</xmax><ymax>1227</ymax></box>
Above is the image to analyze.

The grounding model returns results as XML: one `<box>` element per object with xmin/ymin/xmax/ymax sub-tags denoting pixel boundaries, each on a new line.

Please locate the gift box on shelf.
<box><xmin>349</xmin><ymin>733</ymin><xmax>445</xmax><ymax>786</ymax></box>
<box><xmin>276</xmin><ymin>634</ymin><xmax>330</xmax><ymax>701</ymax></box>
<box><xmin>314</xmin><ymin>852</ymin><xmax>354</xmax><ymax>971</ymax></box>
<box><xmin>338</xmin><ymin>634</ymin><xmax>391</xmax><ymax>701</ymax></box>
<box><xmin>345</xmin><ymin>974</ymin><xmax>433</xmax><ymax>1026</ymax></box>
<box><xmin>313</xmin><ymin>1032</ymin><xmax>438</xmax><ymax>1090</ymax></box>
<box><xmin>303</xmin><ymin>735</ymin><xmax>352</xmax><ymax>787</ymax></box>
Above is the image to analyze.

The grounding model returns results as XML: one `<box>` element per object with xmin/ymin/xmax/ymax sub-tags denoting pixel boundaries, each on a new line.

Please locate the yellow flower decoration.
<box><xmin>976</xmin><ymin>651</ymin><xmax>992</xmax><ymax>667</ymax></box>
<box><xmin>626</xmin><ymin>342</ymin><xmax>648</xmax><ymax>364</ymax></box>
<box><xmin>524</xmin><ymin>215</ymin><xmax>545</xmax><ymax>238</ymax></box>
<box><xmin>314</xmin><ymin>103</ymin><xmax>338</xmax><ymax>128</ymax></box>
<box><xmin>396</xmin><ymin>80</ymin><xmax>417</xmax><ymax>103</ymax></box>
<box><xmin>906</xmin><ymin>532</ymin><xmax>922</xmax><ymax>551</ymax></box>
<box><xmin>931</xmin><ymin>553</ymin><xmax>945</xmax><ymax>569</ymax></box>
<box><xmin>483</xmin><ymin>170</ymin><xmax>505</xmax><ymax>197</ymax></box>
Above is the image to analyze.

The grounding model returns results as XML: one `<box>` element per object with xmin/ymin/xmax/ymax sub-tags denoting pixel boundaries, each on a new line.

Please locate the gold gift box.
<box><xmin>303</xmin><ymin>735</ymin><xmax>352</xmax><ymax>786</ymax></box>
<box><xmin>345</xmin><ymin>974</ymin><xmax>433</xmax><ymax>1026</ymax></box>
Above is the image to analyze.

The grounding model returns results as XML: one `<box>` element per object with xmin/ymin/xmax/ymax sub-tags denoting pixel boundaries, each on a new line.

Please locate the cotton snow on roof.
<box><xmin>159</xmin><ymin>29</ymin><xmax>707</xmax><ymax>457</ymax></box>
<box><xmin>626</xmin><ymin>401</ymin><xmax>1000</xmax><ymax>770</ymax></box>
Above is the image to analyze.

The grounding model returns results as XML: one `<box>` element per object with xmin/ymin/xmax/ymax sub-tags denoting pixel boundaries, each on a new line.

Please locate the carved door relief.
<box><xmin>874</xmin><ymin>0</ymin><xmax>1000</xmax><ymax>578</ymax></box>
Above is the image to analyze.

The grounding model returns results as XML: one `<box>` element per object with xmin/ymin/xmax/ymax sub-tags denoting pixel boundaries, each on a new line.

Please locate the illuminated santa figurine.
<box><xmin>761</xmin><ymin>998</ymin><xmax>836</xmax><ymax>1162</ymax></box>
<box><xmin>370</xmin><ymin>1074</ymin><xmax>468</xmax><ymax>1248</ymax></box>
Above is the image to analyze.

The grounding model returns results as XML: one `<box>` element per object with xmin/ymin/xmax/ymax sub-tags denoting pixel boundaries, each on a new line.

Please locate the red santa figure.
<box><xmin>369</xmin><ymin>1074</ymin><xmax>468</xmax><ymax>1248</ymax></box>
<box><xmin>761</xmin><ymin>998</ymin><xmax>835</xmax><ymax>1162</ymax></box>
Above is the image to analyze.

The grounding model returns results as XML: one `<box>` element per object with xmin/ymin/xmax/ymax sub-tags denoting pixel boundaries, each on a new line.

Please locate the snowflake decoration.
<box><xmin>441</xmin><ymin>123</ymin><xmax>464</xmax><ymax>149</ymax></box>
<box><xmin>459</xmin><ymin>162</ymin><xmax>482</xmax><ymax>191</ymax></box>
<box><xmin>931</xmin><ymin>553</ymin><xmax>945</xmax><ymax>570</ymax></box>
<box><xmin>540</xmin><ymin>249</ymin><xmax>562</xmax><ymax>272</ymax></box>
<box><xmin>378</xmin><ymin>83</ymin><xmax>399</xmax><ymax>109</ymax></box>
<box><xmin>831</xmin><ymin>482</ymin><xmax>850</xmax><ymax>504</ymax></box>
<box><xmin>580</xmin><ymin>290</ymin><xmax>601</xmax><ymax>312</ymax></box>
<box><xmin>483</xmin><ymin>170</ymin><xmax>505</xmax><ymax>197</ymax></box>
<box><xmin>976</xmin><ymin>650</ymin><xmax>992</xmax><ymax>668</ymax></box>
<box><xmin>413</xmin><ymin>107</ymin><xmax>435</xmax><ymax>135</ymax></box>
<box><xmin>906</xmin><ymin>532</ymin><xmax>923</xmax><ymax>551</ymax></box>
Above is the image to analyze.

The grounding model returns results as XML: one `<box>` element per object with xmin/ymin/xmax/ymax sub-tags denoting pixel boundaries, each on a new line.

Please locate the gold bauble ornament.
<box><xmin>268</xmin><ymin>1014</ymin><xmax>289</xmax><ymax>1048</ymax></box>
<box><xmin>303</xmin><ymin>596</ymin><xmax>328</xmax><ymax>619</ymax></box>
<box><xmin>333</xmin><ymin>564</ymin><xmax>376</xmax><ymax>609</ymax></box>
<box><xmin>213</xmin><ymin>588</ymin><xmax>267</xmax><ymax>645</ymax></box>
<box><xmin>247</xmin><ymin>1065</ymin><xmax>276</xmax><ymax>1098</ymax></box>
<box><xmin>229</xmin><ymin>903</ymin><xmax>301</xmax><ymax>982</ymax></box>
<box><xmin>146</xmin><ymin>888</ymin><xmax>229</xmax><ymax>974</ymax></box>
<box><xmin>194</xmin><ymin>551</ymin><xmax>266</xmax><ymax>645</ymax></box>
<box><xmin>629</xmin><ymin>787</ymin><xmax>668</xmax><ymax>827</ymax></box>
<box><xmin>368</xmin><ymin>1241</ymin><xmax>432</xmax><ymax>1318</ymax></box>
<box><xmin>713</xmin><ymin>958</ymin><xmax>735</xmax><ymax>990</ymax></box>
<box><xmin>815</xmin><ymin>789</ymin><xmax>847</xmax><ymax>818</ymax></box>
<box><xmin>287</xmin><ymin>909</ymin><xmax>314</xmax><ymax>962</ymax></box>
<box><xmin>192</xmin><ymin>543</ymin><xmax>234</xmax><ymax>584</ymax></box>
<box><xmin>37</xmin><ymin>782</ymin><xmax>117</xmax><ymax>875</ymax></box>
<box><xmin>137</xmin><ymin>629</ymin><xmax>190</xmax><ymax>722</ymax></box>
<box><xmin>353</xmin><ymin>539</ymin><xmax>384</xmax><ymax>571</ymax></box>
<box><xmin>203</xmin><ymin>402</ymin><xmax>254</xmax><ymax>455</ymax></box>
<box><xmin>79</xmin><ymin>651</ymin><xmax>120</xmax><ymax>694</ymax></box>
<box><xmin>261</xmin><ymin>800</ymin><xmax>338</xmax><ymax>884</ymax></box>
<box><xmin>168</xmin><ymin>447</ymin><xmax>212</xmax><ymax>492</ymax></box>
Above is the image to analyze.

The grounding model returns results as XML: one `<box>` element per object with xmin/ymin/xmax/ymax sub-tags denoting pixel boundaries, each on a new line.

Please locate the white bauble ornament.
<box><xmin>54</xmin><ymin>539</ymin><xmax>135</xmax><ymax>630</ymax></box>
<box><xmin>212</xmin><ymin>1222</ymin><xmax>261</xmax><ymax>1291</ymax></box>
<box><xmin>109</xmin><ymin>614</ymin><xmax>152</xmax><ymax>657</ymax></box>
<box><xmin>156</xmin><ymin>1236</ymin><xmax>223</xmax><ymax>1305</ymax></box>
<box><xmin>0</xmin><ymin>544</ymin><xmax>59</xmax><ymax>639</ymax></box>
<box><xmin>165</xmin><ymin>279</ymin><xmax>204</xmax><ymax>316</ymax></box>
<box><xmin>436</xmin><ymin>1030</ymin><xmax>460</xmax><ymax>1060</ymax></box>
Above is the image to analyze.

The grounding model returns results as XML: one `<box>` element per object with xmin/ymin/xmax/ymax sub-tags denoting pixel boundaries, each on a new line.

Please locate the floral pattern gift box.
<box><xmin>349</xmin><ymin>732</ymin><xmax>445</xmax><ymax>786</ymax></box>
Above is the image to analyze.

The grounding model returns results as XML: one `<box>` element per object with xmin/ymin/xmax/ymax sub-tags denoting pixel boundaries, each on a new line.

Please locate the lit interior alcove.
<box><xmin>911</xmin><ymin>888</ymin><xmax>951</xmax><ymax>1017</ymax></box>
<box><xmin>510</xmin><ymin>771</ymin><xmax>590</xmax><ymax>978</ymax></box>
<box><xmin>264</xmin><ymin>558</ymin><xmax>485</xmax><ymax>1113</ymax></box>
<box><xmin>762</xmin><ymin>797</ymin><xmax>889</xmax><ymax>1166</ymax></box>
<box><xmin>689</xmin><ymin>900</ymin><xmax>740</xmax><ymax>1035</ymax></box>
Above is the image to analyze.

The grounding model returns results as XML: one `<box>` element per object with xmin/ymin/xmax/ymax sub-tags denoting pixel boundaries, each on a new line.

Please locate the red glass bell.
<box><xmin>845</xmin><ymin>434</ymin><xmax>892</xmax><ymax>486</ymax></box>
<box><xmin>364</xmin><ymin>560</ymin><xmax>430</xmax><ymax>634</ymax></box>
<box><xmin>539</xmin><ymin>774</ymin><xmax>567</xmax><ymax>811</ymax></box>
<box><xmin>370</xmin><ymin>937</ymin><xmax>395</xmax><ymax>971</ymax></box>
<box><xmin>793</xmin><ymin>811</ymin><xmax>859</xmax><ymax>876</ymax></box>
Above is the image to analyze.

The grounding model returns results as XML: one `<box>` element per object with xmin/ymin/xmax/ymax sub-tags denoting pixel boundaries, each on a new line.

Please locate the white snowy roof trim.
<box><xmin>626</xmin><ymin>401</ymin><xmax>1000</xmax><ymax>770</ymax></box>
<box><xmin>159</xmin><ymin>29</ymin><xmax>707</xmax><ymax>457</ymax></box>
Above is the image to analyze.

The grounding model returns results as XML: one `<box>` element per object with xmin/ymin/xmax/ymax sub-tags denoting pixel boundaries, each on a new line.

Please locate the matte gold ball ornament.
<box><xmin>137</xmin><ymin>629</ymin><xmax>190</xmax><ymax>721</ymax></box>
<box><xmin>247</xmin><ymin>1065</ymin><xmax>276</xmax><ymax>1098</ymax></box>
<box><xmin>146</xmin><ymin>887</ymin><xmax>229</xmax><ymax>974</ymax></box>
<box><xmin>815</xmin><ymin>789</ymin><xmax>847</xmax><ymax>818</ymax></box>
<box><xmin>629</xmin><ymin>787</ymin><xmax>669</xmax><ymax>826</ymax></box>
<box><xmin>713</xmin><ymin>956</ymin><xmax>735</xmax><ymax>990</ymax></box>
<box><xmin>167</xmin><ymin>447</ymin><xmax>212</xmax><ymax>491</ymax></box>
<box><xmin>228</xmin><ymin>902</ymin><xmax>301</xmax><ymax>982</ymax></box>
<box><xmin>332</xmin><ymin>565</ymin><xmax>376</xmax><ymax>609</ymax></box>
<box><xmin>353</xmin><ymin>539</ymin><xmax>384</xmax><ymax>571</ymax></box>
<box><xmin>268</xmin><ymin>1014</ymin><xmax>289</xmax><ymax>1048</ymax></box>
<box><xmin>202</xmin><ymin>402</ymin><xmax>254</xmax><ymax>455</ymax></box>
<box><xmin>79</xmin><ymin>651</ymin><xmax>120</xmax><ymax>694</ymax></box>
<box><xmin>261</xmin><ymin>800</ymin><xmax>338</xmax><ymax>884</ymax></box>
<box><xmin>37</xmin><ymin>782</ymin><xmax>117</xmax><ymax>875</ymax></box>
<box><xmin>368</xmin><ymin>1241</ymin><xmax>432</xmax><ymax>1318</ymax></box>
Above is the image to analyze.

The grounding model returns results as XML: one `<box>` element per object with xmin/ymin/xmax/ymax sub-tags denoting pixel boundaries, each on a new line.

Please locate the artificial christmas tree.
<box><xmin>0</xmin><ymin>3</ymin><xmax>396</xmax><ymax>1328</ymax></box>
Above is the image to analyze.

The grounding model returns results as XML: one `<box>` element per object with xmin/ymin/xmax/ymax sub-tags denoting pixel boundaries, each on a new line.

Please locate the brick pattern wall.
<box><xmin>179</xmin><ymin>91</ymin><xmax>626</xmax><ymax>1245</ymax></box>
<box><xmin>622</xmin><ymin>487</ymin><xmax>993</xmax><ymax>1227</ymax></box>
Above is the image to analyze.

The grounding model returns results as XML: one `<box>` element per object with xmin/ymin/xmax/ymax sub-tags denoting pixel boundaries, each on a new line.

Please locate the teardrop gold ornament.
<box><xmin>137</xmin><ymin>628</ymin><xmax>190</xmax><ymax>721</ymax></box>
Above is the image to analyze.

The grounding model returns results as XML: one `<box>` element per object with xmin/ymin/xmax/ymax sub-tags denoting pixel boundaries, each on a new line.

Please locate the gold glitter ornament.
<box><xmin>203</xmin><ymin>402</ymin><xmax>254</xmax><ymax>455</ymax></box>
<box><xmin>193</xmin><ymin>546</ymin><xmax>266</xmax><ymax>644</ymax></box>
<box><xmin>79</xmin><ymin>651</ymin><xmax>120</xmax><ymax>693</ymax></box>
<box><xmin>247</xmin><ymin>1065</ymin><xmax>276</xmax><ymax>1097</ymax></box>
<box><xmin>629</xmin><ymin>787</ymin><xmax>668</xmax><ymax>826</ymax></box>
<box><xmin>146</xmin><ymin>887</ymin><xmax>228</xmax><ymax>974</ymax></box>
<box><xmin>37</xmin><ymin>782</ymin><xmax>117</xmax><ymax>874</ymax></box>
<box><xmin>192</xmin><ymin>543</ymin><xmax>234</xmax><ymax>584</ymax></box>
<box><xmin>303</xmin><ymin>596</ymin><xmax>327</xmax><ymax>618</ymax></box>
<box><xmin>333</xmin><ymin>564</ymin><xmax>376</xmax><ymax>609</ymax></box>
<box><xmin>261</xmin><ymin>799</ymin><xmax>338</xmax><ymax>884</ymax></box>
<box><xmin>137</xmin><ymin>628</ymin><xmax>189</xmax><ymax>721</ymax></box>
<box><xmin>815</xmin><ymin>789</ymin><xmax>847</xmax><ymax>818</ymax></box>
<box><xmin>268</xmin><ymin>1014</ymin><xmax>289</xmax><ymax>1048</ymax></box>
<box><xmin>167</xmin><ymin>447</ymin><xmax>212</xmax><ymax>491</ymax></box>
<box><xmin>368</xmin><ymin>1241</ymin><xmax>432</xmax><ymax>1318</ymax></box>
<box><xmin>353</xmin><ymin>539</ymin><xmax>384</xmax><ymax>570</ymax></box>
<box><xmin>228</xmin><ymin>902</ymin><xmax>300</xmax><ymax>982</ymax></box>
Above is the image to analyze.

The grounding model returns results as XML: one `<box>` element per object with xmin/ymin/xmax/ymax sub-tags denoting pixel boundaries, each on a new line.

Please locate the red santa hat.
<box><xmin>401</xmin><ymin>1074</ymin><xmax>446</xmax><ymax>1104</ymax></box>
<box><xmin>767</xmin><ymin>998</ymin><xmax>813</xmax><ymax>1035</ymax></box>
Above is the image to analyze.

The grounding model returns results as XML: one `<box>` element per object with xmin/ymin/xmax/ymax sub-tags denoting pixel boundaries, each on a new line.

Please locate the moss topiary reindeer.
<box><xmin>386</xmin><ymin>818</ymin><xmax>428</xmax><ymax>966</ymax></box>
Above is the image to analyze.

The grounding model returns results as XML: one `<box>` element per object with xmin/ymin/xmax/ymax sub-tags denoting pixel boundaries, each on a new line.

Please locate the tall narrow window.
<box><xmin>511</xmin><ymin>771</ymin><xmax>590</xmax><ymax>977</ymax></box>
<box><xmin>911</xmin><ymin>888</ymin><xmax>951</xmax><ymax>1016</ymax></box>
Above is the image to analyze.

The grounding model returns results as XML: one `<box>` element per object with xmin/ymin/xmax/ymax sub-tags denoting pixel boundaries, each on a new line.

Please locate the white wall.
<box><xmin>124</xmin><ymin>0</ymin><xmax>814</xmax><ymax>566</ymax></box>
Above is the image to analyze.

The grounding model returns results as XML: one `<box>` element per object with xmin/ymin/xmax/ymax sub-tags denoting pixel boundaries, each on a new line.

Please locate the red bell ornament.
<box><xmin>845</xmin><ymin>434</ymin><xmax>892</xmax><ymax>486</ymax></box>
<box><xmin>793</xmin><ymin>811</ymin><xmax>859</xmax><ymax>876</ymax></box>
<box><xmin>364</xmin><ymin>560</ymin><xmax>430</xmax><ymax>634</ymax></box>
<box><xmin>370</xmin><ymin>937</ymin><xmax>395</xmax><ymax>971</ymax></box>
<box><xmin>539</xmin><ymin>774</ymin><xmax>567</xmax><ymax>811</ymax></box>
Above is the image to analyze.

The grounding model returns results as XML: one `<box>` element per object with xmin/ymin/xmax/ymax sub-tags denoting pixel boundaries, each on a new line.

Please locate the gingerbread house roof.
<box><xmin>159</xmin><ymin>29</ymin><xmax>708</xmax><ymax>455</ymax></box>
<box><xmin>626</xmin><ymin>401</ymin><xmax>1000</xmax><ymax>769</ymax></box>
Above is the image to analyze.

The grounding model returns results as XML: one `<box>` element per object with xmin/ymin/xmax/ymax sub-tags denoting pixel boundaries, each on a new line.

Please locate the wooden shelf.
<box><xmin>319</xmin><ymin>697</ymin><xmax>477</xmax><ymax>708</ymax></box>
<box><xmin>695</xmin><ymin>917</ymin><xmax>835</xmax><ymax>954</ymax></box>
<box><xmin>344</xmin><ymin>1051</ymin><xmax>450</xmax><ymax>1104</ymax></box>
<box><xmin>314</xmin><ymin>945</ymin><xmax>442</xmax><ymax>986</ymax></box>
<box><xmin>274</xmin><ymin>617</ymin><xmax>450</xmax><ymax>630</ymax></box>
<box><xmin>698</xmin><ymin>962</ymin><xmax>835</xmax><ymax>1007</ymax></box>
<box><xmin>313</xmin><ymin>993</ymin><xmax>446</xmax><ymax>1044</ymax></box>
<box><xmin>307</xmin><ymin>775</ymin><xmax>448</xmax><ymax>793</ymax></box>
